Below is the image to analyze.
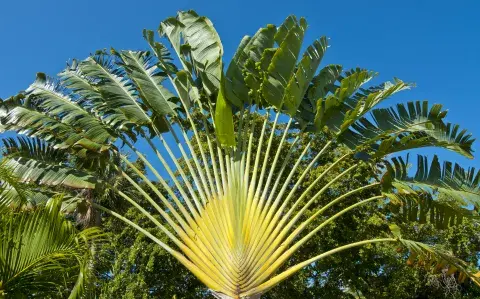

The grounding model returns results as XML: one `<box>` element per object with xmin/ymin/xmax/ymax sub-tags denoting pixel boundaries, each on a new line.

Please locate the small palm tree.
<box><xmin>1</xmin><ymin>10</ymin><xmax>479</xmax><ymax>298</ymax></box>
<box><xmin>0</xmin><ymin>194</ymin><xmax>102</xmax><ymax>298</ymax></box>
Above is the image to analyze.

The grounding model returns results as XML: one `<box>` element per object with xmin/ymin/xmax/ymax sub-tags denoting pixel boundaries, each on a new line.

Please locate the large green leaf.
<box><xmin>372</xmin><ymin>124</ymin><xmax>475</xmax><ymax>159</ymax></box>
<box><xmin>296</xmin><ymin>64</ymin><xmax>343</xmax><ymax>123</ymax></box>
<box><xmin>26</xmin><ymin>73</ymin><xmax>115</xmax><ymax>145</ymax></box>
<box><xmin>224</xmin><ymin>35</ymin><xmax>252</xmax><ymax>107</ymax></box>
<box><xmin>173</xmin><ymin>70</ymin><xmax>200</xmax><ymax>109</ymax></box>
<box><xmin>4</xmin><ymin>157</ymin><xmax>96</xmax><ymax>189</ymax></box>
<box><xmin>214</xmin><ymin>86</ymin><xmax>235</xmax><ymax>147</ymax></box>
<box><xmin>2</xmin><ymin>138</ymin><xmax>97</xmax><ymax>189</ymax></box>
<box><xmin>389</xmin><ymin>229</ymin><xmax>480</xmax><ymax>286</ymax></box>
<box><xmin>0</xmin><ymin>102</ymin><xmax>110</xmax><ymax>153</ymax></box>
<box><xmin>387</xmin><ymin>192</ymin><xmax>477</xmax><ymax>229</ymax></box>
<box><xmin>119</xmin><ymin>50</ymin><xmax>176</xmax><ymax>118</ymax></box>
<box><xmin>339</xmin><ymin>78</ymin><xmax>411</xmax><ymax>133</ymax></box>
<box><xmin>337</xmin><ymin>101</ymin><xmax>475</xmax><ymax>159</ymax></box>
<box><xmin>59</xmin><ymin>62</ymin><xmax>137</xmax><ymax>134</ymax></box>
<box><xmin>308</xmin><ymin>64</ymin><xmax>343</xmax><ymax>101</ymax></box>
<box><xmin>143</xmin><ymin>29</ymin><xmax>179</xmax><ymax>75</ymax></box>
<box><xmin>383</xmin><ymin>155</ymin><xmax>480</xmax><ymax>210</ymax></box>
<box><xmin>313</xmin><ymin>69</ymin><xmax>376</xmax><ymax>131</ymax></box>
<box><xmin>158</xmin><ymin>17</ymin><xmax>191</xmax><ymax>74</ymax></box>
<box><xmin>225</xmin><ymin>24</ymin><xmax>277</xmax><ymax>107</ymax></box>
<box><xmin>261</xmin><ymin>16</ymin><xmax>307</xmax><ymax>110</ymax></box>
<box><xmin>58</xmin><ymin>59</ymin><xmax>101</xmax><ymax>102</ymax></box>
<box><xmin>283</xmin><ymin>37</ymin><xmax>328</xmax><ymax>115</ymax></box>
<box><xmin>177</xmin><ymin>10</ymin><xmax>223</xmax><ymax>95</ymax></box>
<box><xmin>77</xmin><ymin>54</ymin><xmax>152</xmax><ymax>128</ymax></box>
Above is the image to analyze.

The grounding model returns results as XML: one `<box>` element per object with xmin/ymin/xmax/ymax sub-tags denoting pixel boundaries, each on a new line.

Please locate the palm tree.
<box><xmin>1</xmin><ymin>10</ymin><xmax>479</xmax><ymax>298</ymax></box>
<box><xmin>0</xmin><ymin>194</ymin><xmax>102</xmax><ymax>298</ymax></box>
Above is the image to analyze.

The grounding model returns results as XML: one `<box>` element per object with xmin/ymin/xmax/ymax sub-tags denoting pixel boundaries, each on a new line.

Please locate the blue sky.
<box><xmin>1</xmin><ymin>0</ymin><xmax>479</xmax><ymax>169</ymax></box>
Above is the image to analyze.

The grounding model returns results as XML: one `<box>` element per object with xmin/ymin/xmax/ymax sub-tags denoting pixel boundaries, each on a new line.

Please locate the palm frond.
<box><xmin>383</xmin><ymin>154</ymin><xmax>480</xmax><ymax>208</ymax></box>
<box><xmin>26</xmin><ymin>73</ymin><xmax>115</xmax><ymax>145</ymax></box>
<box><xmin>261</xmin><ymin>16</ymin><xmax>307</xmax><ymax>110</ymax></box>
<box><xmin>387</xmin><ymin>192</ymin><xmax>478</xmax><ymax>229</ymax></box>
<box><xmin>343</xmin><ymin>101</ymin><xmax>475</xmax><ymax>158</ymax></box>
<box><xmin>389</xmin><ymin>225</ymin><xmax>480</xmax><ymax>286</ymax></box>
<box><xmin>177</xmin><ymin>10</ymin><xmax>223</xmax><ymax>95</ymax></box>
<box><xmin>0</xmin><ymin>196</ymin><xmax>103</xmax><ymax>297</ymax></box>
<box><xmin>2</xmin><ymin>137</ymin><xmax>97</xmax><ymax>189</ymax></box>
<box><xmin>0</xmin><ymin>160</ymin><xmax>30</xmax><ymax>211</ymax></box>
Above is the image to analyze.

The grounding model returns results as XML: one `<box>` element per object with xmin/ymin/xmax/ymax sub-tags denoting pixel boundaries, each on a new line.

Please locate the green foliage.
<box><xmin>0</xmin><ymin>197</ymin><xmax>102</xmax><ymax>298</ymax></box>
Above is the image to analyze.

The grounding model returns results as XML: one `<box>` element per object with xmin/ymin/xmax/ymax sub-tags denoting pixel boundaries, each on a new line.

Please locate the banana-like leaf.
<box><xmin>177</xmin><ymin>10</ymin><xmax>223</xmax><ymax>95</ymax></box>
<box><xmin>224</xmin><ymin>35</ymin><xmax>252</xmax><ymax>107</ymax></box>
<box><xmin>387</xmin><ymin>192</ymin><xmax>477</xmax><ymax>229</ymax></box>
<box><xmin>119</xmin><ymin>50</ymin><xmax>176</xmax><ymax>119</ymax></box>
<box><xmin>308</xmin><ymin>64</ymin><xmax>344</xmax><ymax>101</ymax></box>
<box><xmin>373</xmin><ymin>125</ymin><xmax>474</xmax><ymax>159</ymax></box>
<box><xmin>389</xmin><ymin>225</ymin><xmax>480</xmax><ymax>286</ymax></box>
<box><xmin>314</xmin><ymin>68</ymin><xmax>377</xmax><ymax>134</ymax></box>
<box><xmin>0</xmin><ymin>103</ymin><xmax>110</xmax><ymax>153</ymax></box>
<box><xmin>383</xmin><ymin>155</ymin><xmax>480</xmax><ymax>210</ymax></box>
<box><xmin>3</xmin><ymin>137</ymin><xmax>67</xmax><ymax>164</ymax></box>
<box><xmin>0</xmin><ymin>197</ymin><xmax>103</xmax><ymax>298</ymax></box>
<box><xmin>339</xmin><ymin>78</ymin><xmax>411</xmax><ymax>133</ymax></box>
<box><xmin>4</xmin><ymin>157</ymin><xmax>96</xmax><ymax>189</ymax></box>
<box><xmin>26</xmin><ymin>73</ymin><xmax>115</xmax><ymax>145</ymax></box>
<box><xmin>143</xmin><ymin>29</ymin><xmax>179</xmax><ymax>75</ymax></box>
<box><xmin>58</xmin><ymin>59</ymin><xmax>101</xmax><ymax>102</ymax></box>
<box><xmin>283</xmin><ymin>37</ymin><xmax>328</xmax><ymax>114</ymax></box>
<box><xmin>345</xmin><ymin>101</ymin><xmax>446</xmax><ymax>144</ymax></box>
<box><xmin>214</xmin><ymin>86</ymin><xmax>235</xmax><ymax>147</ymax></box>
<box><xmin>59</xmin><ymin>63</ymin><xmax>135</xmax><ymax>135</ymax></box>
<box><xmin>225</xmin><ymin>24</ymin><xmax>276</xmax><ymax>107</ymax></box>
<box><xmin>297</xmin><ymin>64</ymin><xmax>343</xmax><ymax>123</ymax></box>
<box><xmin>173</xmin><ymin>70</ymin><xmax>199</xmax><ymax>109</ymax></box>
<box><xmin>340</xmin><ymin>101</ymin><xmax>475</xmax><ymax>158</ymax></box>
<box><xmin>159</xmin><ymin>17</ymin><xmax>192</xmax><ymax>74</ymax></box>
<box><xmin>77</xmin><ymin>54</ymin><xmax>152</xmax><ymax>127</ymax></box>
<box><xmin>145</xmin><ymin>29</ymin><xmax>199</xmax><ymax>110</ymax></box>
<box><xmin>2</xmin><ymin>137</ymin><xmax>97</xmax><ymax>189</ymax></box>
<box><xmin>261</xmin><ymin>16</ymin><xmax>307</xmax><ymax>110</ymax></box>
<box><xmin>399</xmin><ymin>238</ymin><xmax>480</xmax><ymax>286</ymax></box>
<box><xmin>274</xmin><ymin>15</ymin><xmax>298</xmax><ymax>45</ymax></box>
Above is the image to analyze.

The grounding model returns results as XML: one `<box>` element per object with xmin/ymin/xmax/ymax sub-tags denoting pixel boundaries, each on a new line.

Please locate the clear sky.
<box><xmin>0</xmin><ymin>0</ymin><xmax>479</xmax><ymax>169</ymax></box>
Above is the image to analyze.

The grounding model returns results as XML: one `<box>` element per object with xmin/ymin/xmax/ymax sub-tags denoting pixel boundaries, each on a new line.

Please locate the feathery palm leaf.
<box><xmin>0</xmin><ymin>160</ymin><xmax>30</xmax><ymax>211</ymax></box>
<box><xmin>0</xmin><ymin>196</ymin><xmax>102</xmax><ymax>298</ymax></box>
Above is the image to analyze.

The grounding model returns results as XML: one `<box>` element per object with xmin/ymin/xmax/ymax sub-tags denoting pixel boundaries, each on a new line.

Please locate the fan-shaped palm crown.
<box><xmin>1</xmin><ymin>10</ymin><xmax>479</xmax><ymax>299</ymax></box>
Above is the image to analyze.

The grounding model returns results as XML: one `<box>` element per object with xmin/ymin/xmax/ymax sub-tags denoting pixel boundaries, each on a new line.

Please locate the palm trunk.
<box><xmin>211</xmin><ymin>291</ymin><xmax>261</xmax><ymax>299</ymax></box>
